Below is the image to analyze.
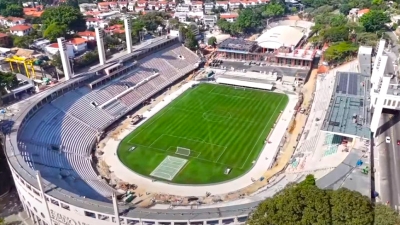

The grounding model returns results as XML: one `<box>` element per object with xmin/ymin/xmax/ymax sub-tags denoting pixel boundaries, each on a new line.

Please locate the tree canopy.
<box><xmin>216</xmin><ymin>3</ymin><xmax>285</xmax><ymax>35</ymax></box>
<box><xmin>0</xmin><ymin>71</ymin><xmax>19</xmax><ymax>94</ymax></box>
<box><xmin>43</xmin><ymin>23</ymin><xmax>68</xmax><ymax>42</ymax></box>
<box><xmin>247</xmin><ymin>175</ymin><xmax>399</xmax><ymax>225</ymax></box>
<box><xmin>359</xmin><ymin>10</ymin><xmax>390</xmax><ymax>32</ymax></box>
<box><xmin>41</xmin><ymin>5</ymin><xmax>86</xmax><ymax>33</ymax></box>
<box><xmin>208</xmin><ymin>36</ymin><xmax>217</xmax><ymax>46</ymax></box>
<box><xmin>1</xmin><ymin>4</ymin><xmax>23</xmax><ymax>17</ymax></box>
<box><xmin>324</xmin><ymin>42</ymin><xmax>358</xmax><ymax>64</ymax></box>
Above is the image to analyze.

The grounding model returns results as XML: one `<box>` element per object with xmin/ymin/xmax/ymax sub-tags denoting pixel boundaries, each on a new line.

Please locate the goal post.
<box><xmin>176</xmin><ymin>147</ymin><xmax>191</xmax><ymax>156</ymax></box>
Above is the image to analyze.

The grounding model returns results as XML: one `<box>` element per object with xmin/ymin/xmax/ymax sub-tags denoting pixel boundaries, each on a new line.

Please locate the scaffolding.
<box><xmin>5</xmin><ymin>56</ymin><xmax>37</xmax><ymax>79</ymax></box>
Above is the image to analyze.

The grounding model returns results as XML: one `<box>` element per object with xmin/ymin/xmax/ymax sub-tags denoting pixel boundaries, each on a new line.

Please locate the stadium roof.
<box><xmin>218</xmin><ymin>38</ymin><xmax>257</xmax><ymax>53</ymax></box>
<box><xmin>321</xmin><ymin>72</ymin><xmax>371</xmax><ymax>138</ymax></box>
<box><xmin>256</xmin><ymin>26</ymin><xmax>304</xmax><ymax>49</ymax></box>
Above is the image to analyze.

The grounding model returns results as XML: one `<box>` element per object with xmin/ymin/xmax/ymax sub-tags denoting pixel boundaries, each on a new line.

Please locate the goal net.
<box><xmin>176</xmin><ymin>147</ymin><xmax>191</xmax><ymax>156</ymax></box>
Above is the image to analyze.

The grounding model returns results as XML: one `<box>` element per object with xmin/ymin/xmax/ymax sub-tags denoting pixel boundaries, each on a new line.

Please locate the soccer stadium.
<box><xmin>2</xmin><ymin>17</ymin><xmax>376</xmax><ymax>225</ymax></box>
<box><xmin>118</xmin><ymin>83</ymin><xmax>287</xmax><ymax>184</ymax></box>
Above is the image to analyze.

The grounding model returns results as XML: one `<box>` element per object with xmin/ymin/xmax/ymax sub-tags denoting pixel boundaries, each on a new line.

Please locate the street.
<box><xmin>377</xmin><ymin>112</ymin><xmax>400</xmax><ymax>210</ymax></box>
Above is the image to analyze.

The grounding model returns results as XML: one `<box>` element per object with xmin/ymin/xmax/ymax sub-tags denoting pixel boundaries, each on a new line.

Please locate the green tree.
<box><xmin>374</xmin><ymin>204</ymin><xmax>400</xmax><ymax>225</ymax></box>
<box><xmin>236</xmin><ymin>8</ymin><xmax>262</xmax><ymax>33</ymax></box>
<box><xmin>217</xmin><ymin>19</ymin><xmax>231</xmax><ymax>33</ymax></box>
<box><xmin>43</xmin><ymin>23</ymin><xmax>68</xmax><ymax>42</ymax></box>
<box><xmin>359</xmin><ymin>10</ymin><xmax>390</xmax><ymax>32</ymax></box>
<box><xmin>12</xmin><ymin>35</ymin><xmax>33</xmax><ymax>48</ymax></box>
<box><xmin>324</xmin><ymin>42</ymin><xmax>358</xmax><ymax>63</ymax></box>
<box><xmin>41</xmin><ymin>5</ymin><xmax>86</xmax><ymax>33</ymax></box>
<box><xmin>207</xmin><ymin>36</ymin><xmax>217</xmax><ymax>46</ymax></box>
<box><xmin>322</xmin><ymin>26</ymin><xmax>349</xmax><ymax>42</ymax></box>
<box><xmin>339</xmin><ymin>3</ymin><xmax>351</xmax><ymax>15</ymax></box>
<box><xmin>330</xmin><ymin>188</ymin><xmax>373</xmax><ymax>225</ymax></box>
<box><xmin>1</xmin><ymin>4</ymin><xmax>23</xmax><ymax>17</ymax></box>
<box><xmin>262</xmin><ymin>3</ymin><xmax>285</xmax><ymax>17</ymax></box>
<box><xmin>247</xmin><ymin>176</ymin><xmax>330</xmax><ymax>225</ymax></box>
<box><xmin>51</xmin><ymin>53</ymin><xmax>63</xmax><ymax>70</ymax></box>
<box><xmin>247</xmin><ymin>175</ymin><xmax>375</xmax><ymax>225</ymax></box>
<box><xmin>0</xmin><ymin>71</ymin><xmax>19</xmax><ymax>93</ymax></box>
<box><xmin>0</xmin><ymin>217</ymin><xmax>4</xmax><ymax>225</ymax></box>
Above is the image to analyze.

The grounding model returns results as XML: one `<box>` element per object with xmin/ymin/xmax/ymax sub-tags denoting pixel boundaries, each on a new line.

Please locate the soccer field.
<box><xmin>117</xmin><ymin>83</ymin><xmax>288</xmax><ymax>184</ymax></box>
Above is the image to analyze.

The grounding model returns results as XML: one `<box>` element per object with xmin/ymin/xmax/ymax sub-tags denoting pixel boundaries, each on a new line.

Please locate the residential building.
<box><xmin>98</xmin><ymin>2</ymin><xmax>111</xmax><ymax>11</ymax></box>
<box><xmin>176</xmin><ymin>4</ymin><xmax>191</xmax><ymax>12</ymax></box>
<box><xmin>0</xmin><ymin>33</ymin><xmax>10</xmax><ymax>47</ymax></box>
<box><xmin>247</xmin><ymin>0</ymin><xmax>259</xmax><ymax>7</ymax></box>
<box><xmin>229</xmin><ymin>0</ymin><xmax>241</xmax><ymax>9</ymax></box>
<box><xmin>86</xmin><ymin>17</ymin><xmax>101</xmax><ymax>28</ymax></box>
<box><xmin>220</xmin><ymin>12</ymin><xmax>238</xmax><ymax>22</ymax></box>
<box><xmin>148</xmin><ymin>1</ymin><xmax>160</xmax><ymax>10</ymax></box>
<box><xmin>10</xmin><ymin>25</ymin><xmax>32</xmax><ymax>36</ymax></box>
<box><xmin>203</xmin><ymin>15</ymin><xmax>217</xmax><ymax>26</ymax></box>
<box><xmin>68</xmin><ymin>38</ymin><xmax>88</xmax><ymax>53</ymax></box>
<box><xmin>204</xmin><ymin>2</ymin><xmax>215</xmax><ymax>13</ymax></box>
<box><xmin>135</xmin><ymin>6</ymin><xmax>146</xmax><ymax>12</ymax></box>
<box><xmin>357</xmin><ymin>8</ymin><xmax>370</xmax><ymax>17</ymax></box>
<box><xmin>79</xmin><ymin>3</ymin><xmax>97</xmax><ymax>13</ymax></box>
<box><xmin>118</xmin><ymin>1</ymin><xmax>128</xmax><ymax>10</ymax></box>
<box><xmin>159</xmin><ymin>1</ymin><xmax>168</xmax><ymax>9</ymax></box>
<box><xmin>259</xmin><ymin>0</ymin><xmax>269</xmax><ymax>4</ymax></box>
<box><xmin>78</xmin><ymin>31</ymin><xmax>96</xmax><ymax>40</ymax></box>
<box><xmin>23</xmin><ymin>6</ymin><xmax>44</xmax><ymax>17</ymax></box>
<box><xmin>0</xmin><ymin>17</ymin><xmax>25</xmax><ymax>27</ymax></box>
<box><xmin>45</xmin><ymin>42</ymin><xmax>75</xmax><ymax>58</ymax></box>
<box><xmin>137</xmin><ymin>0</ymin><xmax>148</xmax><ymax>8</ymax></box>
<box><xmin>128</xmin><ymin>2</ymin><xmax>135</xmax><ymax>11</ymax></box>
<box><xmin>109</xmin><ymin>2</ymin><xmax>119</xmax><ymax>10</ymax></box>
<box><xmin>191</xmin><ymin>1</ymin><xmax>203</xmax><ymax>12</ymax></box>
<box><xmin>215</xmin><ymin>1</ymin><xmax>229</xmax><ymax>11</ymax></box>
<box><xmin>177</xmin><ymin>14</ymin><xmax>187</xmax><ymax>22</ymax></box>
<box><xmin>169</xmin><ymin>2</ymin><xmax>176</xmax><ymax>10</ymax></box>
<box><xmin>105</xmin><ymin>24</ymin><xmax>125</xmax><ymax>35</ymax></box>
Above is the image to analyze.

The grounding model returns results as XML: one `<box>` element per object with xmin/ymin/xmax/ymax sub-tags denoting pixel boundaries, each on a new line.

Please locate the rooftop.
<box><xmin>218</xmin><ymin>38</ymin><xmax>257</xmax><ymax>52</ymax></box>
<box><xmin>256</xmin><ymin>26</ymin><xmax>304</xmax><ymax>49</ymax></box>
<box><xmin>321</xmin><ymin>72</ymin><xmax>371</xmax><ymax>138</ymax></box>
<box><xmin>10</xmin><ymin>24</ymin><xmax>31</xmax><ymax>31</ymax></box>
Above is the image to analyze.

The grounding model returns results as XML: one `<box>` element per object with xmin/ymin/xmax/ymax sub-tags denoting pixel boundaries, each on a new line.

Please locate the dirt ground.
<box><xmin>97</xmin><ymin>69</ymin><xmax>320</xmax><ymax>204</ymax></box>
<box><xmin>236</xmin><ymin>69</ymin><xmax>319</xmax><ymax>195</ymax></box>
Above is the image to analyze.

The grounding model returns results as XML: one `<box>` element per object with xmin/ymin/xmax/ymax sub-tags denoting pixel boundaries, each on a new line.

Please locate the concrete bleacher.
<box><xmin>17</xmin><ymin>43</ymin><xmax>199</xmax><ymax>198</ymax></box>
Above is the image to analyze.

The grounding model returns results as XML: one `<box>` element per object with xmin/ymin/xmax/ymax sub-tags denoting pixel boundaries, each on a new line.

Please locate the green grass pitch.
<box><xmin>117</xmin><ymin>83</ymin><xmax>288</xmax><ymax>184</ymax></box>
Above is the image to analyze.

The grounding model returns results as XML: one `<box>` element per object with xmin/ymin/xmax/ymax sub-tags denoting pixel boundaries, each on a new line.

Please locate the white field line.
<box><xmin>240</xmin><ymin>96</ymin><xmax>286</xmax><ymax>169</ymax></box>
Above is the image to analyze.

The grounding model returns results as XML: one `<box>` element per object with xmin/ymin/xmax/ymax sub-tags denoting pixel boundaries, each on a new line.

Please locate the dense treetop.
<box><xmin>247</xmin><ymin>175</ymin><xmax>400</xmax><ymax>225</ymax></box>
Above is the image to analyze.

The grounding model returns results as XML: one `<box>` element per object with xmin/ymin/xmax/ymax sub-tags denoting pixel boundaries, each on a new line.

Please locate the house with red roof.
<box><xmin>357</xmin><ymin>8</ymin><xmax>370</xmax><ymax>17</ymax></box>
<box><xmin>78</xmin><ymin>31</ymin><xmax>96</xmax><ymax>41</ymax></box>
<box><xmin>191</xmin><ymin>1</ymin><xmax>203</xmax><ymax>12</ymax></box>
<box><xmin>98</xmin><ymin>2</ymin><xmax>111</xmax><ymax>11</ymax></box>
<box><xmin>10</xmin><ymin>25</ymin><xmax>32</xmax><ymax>36</ymax></box>
<box><xmin>220</xmin><ymin>13</ymin><xmax>239</xmax><ymax>22</ymax></box>
<box><xmin>1</xmin><ymin>17</ymin><xmax>25</xmax><ymax>28</ymax></box>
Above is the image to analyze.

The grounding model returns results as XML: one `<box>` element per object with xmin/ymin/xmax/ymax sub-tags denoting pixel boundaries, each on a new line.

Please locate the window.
<box><xmin>84</xmin><ymin>211</ymin><xmax>96</xmax><ymax>218</ymax></box>
<box><xmin>61</xmin><ymin>203</ymin><xmax>70</xmax><ymax>210</ymax></box>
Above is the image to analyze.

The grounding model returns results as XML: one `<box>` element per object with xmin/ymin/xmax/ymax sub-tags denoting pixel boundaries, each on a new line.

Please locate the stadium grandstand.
<box><xmin>2</xmin><ymin>17</ymin><xmax>375</xmax><ymax>225</ymax></box>
<box><xmin>212</xmin><ymin>19</ymin><xmax>317</xmax><ymax>86</ymax></box>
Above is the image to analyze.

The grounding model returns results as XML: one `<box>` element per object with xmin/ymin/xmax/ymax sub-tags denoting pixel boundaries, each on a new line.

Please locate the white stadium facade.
<box><xmin>2</xmin><ymin>17</ymin><xmax>382</xmax><ymax>225</ymax></box>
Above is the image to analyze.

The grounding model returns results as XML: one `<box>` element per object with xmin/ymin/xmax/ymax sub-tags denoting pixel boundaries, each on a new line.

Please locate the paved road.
<box><xmin>378</xmin><ymin>112</ymin><xmax>400</xmax><ymax>210</ymax></box>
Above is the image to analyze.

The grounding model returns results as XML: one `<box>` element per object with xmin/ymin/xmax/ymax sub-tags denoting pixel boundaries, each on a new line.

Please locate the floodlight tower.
<box><xmin>124</xmin><ymin>17</ymin><xmax>133</xmax><ymax>53</ymax></box>
<box><xmin>95</xmin><ymin>27</ymin><xmax>106</xmax><ymax>65</ymax></box>
<box><xmin>56</xmin><ymin>37</ymin><xmax>72</xmax><ymax>81</ymax></box>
